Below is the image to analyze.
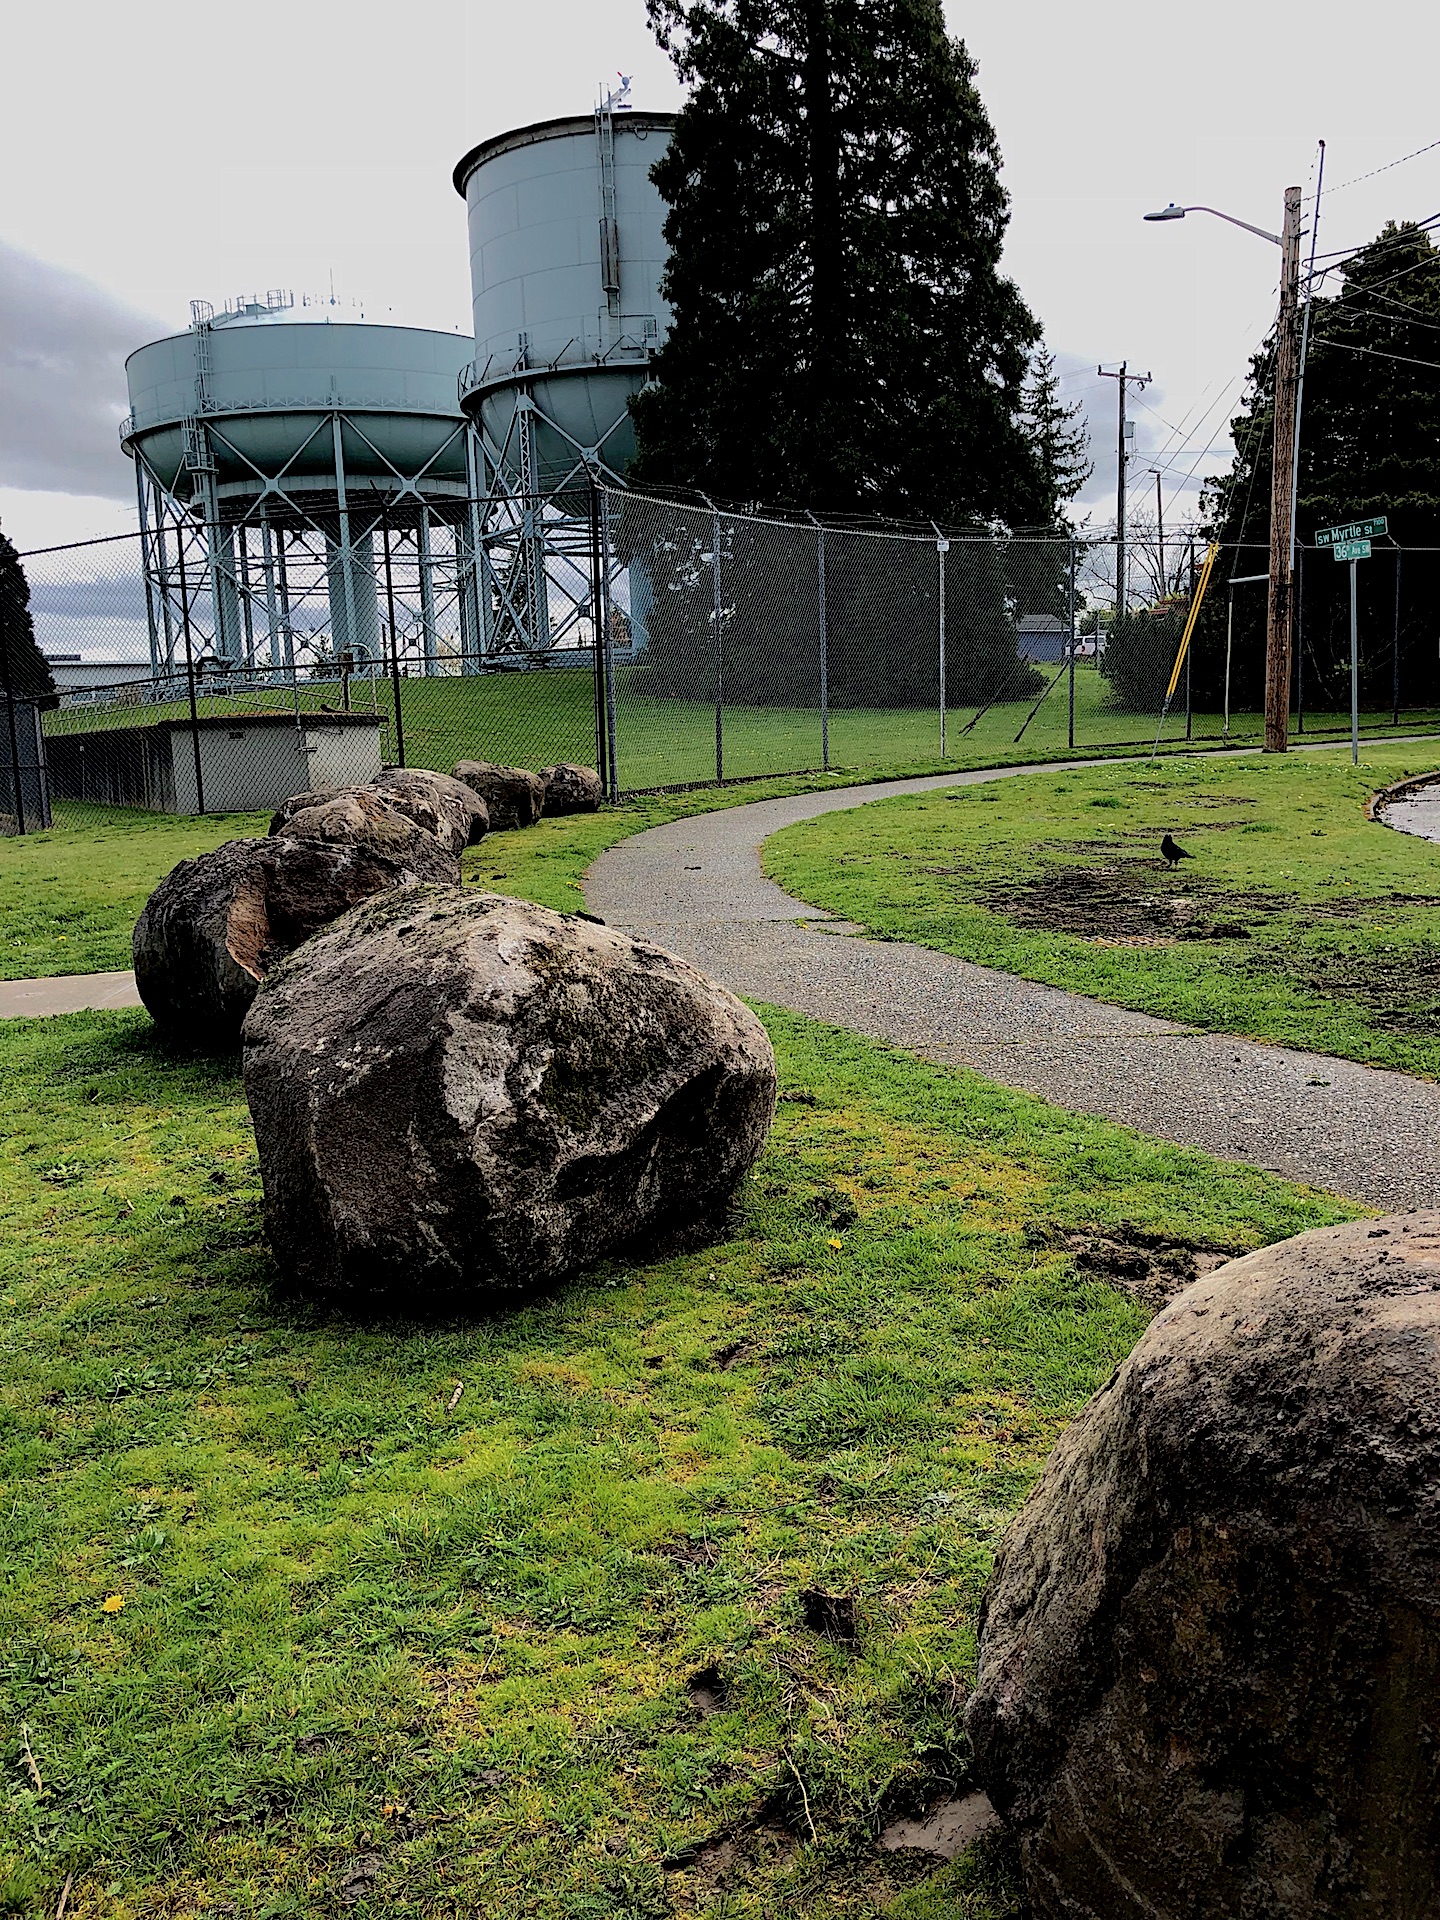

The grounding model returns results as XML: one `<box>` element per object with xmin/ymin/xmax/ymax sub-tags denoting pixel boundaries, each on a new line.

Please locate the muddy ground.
<box><xmin>972</xmin><ymin>854</ymin><xmax>1440</xmax><ymax>1034</ymax></box>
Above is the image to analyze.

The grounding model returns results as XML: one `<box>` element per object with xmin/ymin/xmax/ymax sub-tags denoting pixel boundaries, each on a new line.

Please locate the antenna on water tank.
<box><xmin>601</xmin><ymin>73</ymin><xmax>633</xmax><ymax>112</ymax></box>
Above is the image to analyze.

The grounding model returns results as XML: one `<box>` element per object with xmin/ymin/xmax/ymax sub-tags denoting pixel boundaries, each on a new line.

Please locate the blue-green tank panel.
<box><xmin>123</xmin><ymin>322</ymin><xmax>475</xmax><ymax>494</ymax></box>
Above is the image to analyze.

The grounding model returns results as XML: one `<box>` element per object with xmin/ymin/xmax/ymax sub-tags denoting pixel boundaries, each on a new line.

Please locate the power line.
<box><xmin>1311</xmin><ymin>248</ymin><xmax>1440</xmax><ymax>301</ymax></box>
<box><xmin>1318</xmin><ymin>297</ymin><xmax>1440</xmax><ymax>336</ymax></box>
<box><xmin>1318</xmin><ymin>137</ymin><xmax>1440</xmax><ymax>198</ymax></box>
<box><xmin>1312</xmin><ymin>335</ymin><xmax>1440</xmax><ymax>374</ymax></box>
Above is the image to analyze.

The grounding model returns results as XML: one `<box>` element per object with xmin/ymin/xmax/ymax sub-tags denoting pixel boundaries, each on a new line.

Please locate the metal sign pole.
<box><xmin>935</xmin><ymin>532</ymin><xmax>949</xmax><ymax>757</ymax></box>
<box><xmin>712</xmin><ymin>508</ymin><xmax>724</xmax><ymax>783</ymax></box>
<box><xmin>1350</xmin><ymin>557</ymin><xmax>1360</xmax><ymax>766</ymax></box>
<box><xmin>817</xmin><ymin>525</ymin><xmax>829</xmax><ymax>772</ymax></box>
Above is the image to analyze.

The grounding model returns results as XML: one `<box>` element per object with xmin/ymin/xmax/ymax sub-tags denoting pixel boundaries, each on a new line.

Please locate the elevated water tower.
<box><xmin>121</xmin><ymin>295</ymin><xmax>483</xmax><ymax>675</ymax></box>
<box><xmin>453</xmin><ymin>92</ymin><xmax>675</xmax><ymax>651</ymax></box>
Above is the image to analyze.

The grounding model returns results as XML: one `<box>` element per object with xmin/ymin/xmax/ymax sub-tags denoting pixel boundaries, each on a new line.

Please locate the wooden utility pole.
<box><xmin>1098</xmin><ymin>362</ymin><xmax>1151</xmax><ymax>623</ymax></box>
<box><xmin>1264</xmin><ymin>186</ymin><xmax>1303</xmax><ymax>752</ymax></box>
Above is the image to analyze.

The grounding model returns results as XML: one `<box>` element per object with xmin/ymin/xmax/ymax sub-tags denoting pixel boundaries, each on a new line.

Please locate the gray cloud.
<box><xmin>0</xmin><ymin>243</ymin><xmax>162</xmax><ymax>500</ymax></box>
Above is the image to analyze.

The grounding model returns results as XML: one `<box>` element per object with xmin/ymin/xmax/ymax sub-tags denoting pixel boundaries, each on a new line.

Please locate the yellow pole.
<box><xmin>1164</xmin><ymin>541</ymin><xmax>1220</xmax><ymax>702</ymax></box>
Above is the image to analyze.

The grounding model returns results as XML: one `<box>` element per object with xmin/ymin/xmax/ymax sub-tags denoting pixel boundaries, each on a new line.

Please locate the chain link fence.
<box><xmin>5</xmin><ymin>493</ymin><xmax>1439</xmax><ymax>836</ymax></box>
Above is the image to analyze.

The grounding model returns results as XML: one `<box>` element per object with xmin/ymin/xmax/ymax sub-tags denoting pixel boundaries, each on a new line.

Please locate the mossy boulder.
<box><xmin>241</xmin><ymin>888</ymin><xmax>777</xmax><ymax>1300</ymax></box>
<box><xmin>967</xmin><ymin>1211</ymin><xmax>1440</xmax><ymax>1920</ymax></box>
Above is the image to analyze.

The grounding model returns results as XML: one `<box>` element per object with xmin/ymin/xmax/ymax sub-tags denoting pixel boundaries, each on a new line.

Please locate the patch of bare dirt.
<box><xmin>982</xmin><ymin>862</ymin><xmax>1440</xmax><ymax>946</ymax></box>
<box><xmin>1272</xmin><ymin>942</ymin><xmax>1440</xmax><ymax>1036</ymax></box>
<box><xmin>800</xmin><ymin>1587</ymin><xmax>860</xmax><ymax>1644</ymax></box>
<box><xmin>660</xmin><ymin>1536</ymin><xmax>720</xmax><ymax>1570</ymax></box>
<box><xmin>982</xmin><ymin>865</ymin><xmax>1277</xmax><ymax>942</ymax></box>
<box><xmin>687</xmin><ymin>1665</ymin><xmax>728</xmax><ymax>1716</ymax></box>
<box><xmin>878</xmin><ymin>1791</ymin><xmax>999</xmax><ymax>1859</ymax></box>
<box><xmin>1066</xmin><ymin>1225</ymin><xmax>1237</xmax><ymax>1309</ymax></box>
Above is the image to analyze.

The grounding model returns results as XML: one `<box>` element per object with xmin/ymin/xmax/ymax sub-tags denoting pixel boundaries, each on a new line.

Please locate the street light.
<box><xmin>1144</xmin><ymin>189</ymin><xmax>1302</xmax><ymax>752</ymax></box>
<box><xmin>1143</xmin><ymin>203</ymin><xmax>1281</xmax><ymax>246</ymax></box>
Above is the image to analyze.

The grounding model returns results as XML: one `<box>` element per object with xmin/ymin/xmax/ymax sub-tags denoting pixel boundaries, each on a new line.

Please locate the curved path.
<box><xmin>585</xmin><ymin>765</ymin><xmax>1440</xmax><ymax>1211</ymax></box>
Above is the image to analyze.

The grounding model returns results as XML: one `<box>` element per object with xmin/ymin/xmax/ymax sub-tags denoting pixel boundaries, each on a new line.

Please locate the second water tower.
<box><xmin>453</xmin><ymin>98</ymin><xmax>674</xmax><ymax>652</ymax></box>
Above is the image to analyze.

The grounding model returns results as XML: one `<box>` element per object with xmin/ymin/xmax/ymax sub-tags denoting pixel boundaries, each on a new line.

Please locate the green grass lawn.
<box><xmin>765</xmin><ymin>744</ymin><xmax>1440</xmax><ymax>1079</ymax></box>
<box><xmin>0</xmin><ymin>997</ymin><xmax>1357</xmax><ymax>1920</ymax></box>
<box><xmin>3</xmin><ymin>733</ymin><xmax>1225</xmax><ymax>984</ymax></box>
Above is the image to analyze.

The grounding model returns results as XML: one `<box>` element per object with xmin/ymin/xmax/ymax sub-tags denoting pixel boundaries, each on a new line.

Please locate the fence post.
<box><xmin>936</xmin><ymin>532</ymin><xmax>949</xmax><ymax>757</ymax></box>
<box><xmin>817</xmin><ymin>523</ymin><xmax>829</xmax><ymax>771</ymax></box>
<box><xmin>1067</xmin><ymin>539</ymin><xmax>1077</xmax><ymax>751</ymax></box>
<box><xmin>174</xmin><ymin>528</ymin><xmax>206</xmax><ymax>814</ymax></box>
<box><xmin>599</xmin><ymin>487</ymin><xmax>620</xmax><ymax>799</ymax></box>
<box><xmin>382</xmin><ymin>523</ymin><xmax>406</xmax><ymax>768</ymax></box>
<box><xmin>1393</xmin><ymin>547</ymin><xmax>1402</xmax><ymax>726</ymax></box>
<box><xmin>587</xmin><ymin>479</ymin><xmax>609</xmax><ymax>794</ymax></box>
<box><xmin>0</xmin><ymin>574</ymin><xmax>27</xmax><ymax>833</ymax></box>
<box><xmin>712</xmin><ymin>507</ymin><xmax>724</xmax><ymax>782</ymax></box>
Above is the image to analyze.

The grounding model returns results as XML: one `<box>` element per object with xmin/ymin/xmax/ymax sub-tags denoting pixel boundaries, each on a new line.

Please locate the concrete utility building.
<box><xmin>45</xmin><ymin>711</ymin><xmax>383</xmax><ymax>815</ymax></box>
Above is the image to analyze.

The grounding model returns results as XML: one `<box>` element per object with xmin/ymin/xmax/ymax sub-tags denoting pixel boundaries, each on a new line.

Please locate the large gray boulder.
<box><xmin>966</xmin><ymin>1212</ymin><xmax>1440</xmax><ymax>1920</ymax></box>
<box><xmin>371</xmin><ymin>766</ymin><xmax>488</xmax><ymax>852</ymax></box>
<box><xmin>241</xmin><ymin>888</ymin><xmax>777</xmax><ymax>1300</ymax></box>
<box><xmin>538</xmin><ymin>763</ymin><xmax>603</xmax><ymax>817</ymax></box>
<box><xmin>134</xmin><ymin>836</ymin><xmax>458</xmax><ymax>1046</ymax></box>
<box><xmin>452</xmin><ymin>760</ymin><xmax>545</xmax><ymax>832</ymax></box>
<box><xmin>271</xmin><ymin>789</ymin><xmax>462</xmax><ymax>874</ymax></box>
<box><xmin>271</xmin><ymin>772</ymin><xmax>485</xmax><ymax>856</ymax></box>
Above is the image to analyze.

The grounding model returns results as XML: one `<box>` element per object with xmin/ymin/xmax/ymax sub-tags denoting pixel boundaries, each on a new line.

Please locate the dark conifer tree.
<box><xmin>631</xmin><ymin>0</ymin><xmax>1052</xmax><ymax>526</ymax></box>
<box><xmin>0</xmin><ymin>529</ymin><xmax>55</xmax><ymax>701</ymax></box>
<box><xmin>1021</xmin><ymin>346</ymin><xmax>1092</xmax><ymax>517</ymax></box>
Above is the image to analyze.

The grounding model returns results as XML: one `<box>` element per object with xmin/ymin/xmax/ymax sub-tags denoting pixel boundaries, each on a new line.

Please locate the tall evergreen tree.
<box><xmin>1021</xmin><ymin>345</ymin><xmax>1092</xmax><ymax>517</ymax></box>
<box><xmin>0</xmin><ymin>529</ymin><xmax>55</xmax><ymax>701</ymax></box>
<box><xmin>631</xmin><ymin>0</ymin><xmax>1052</xmax><ymax>526</ymax></box>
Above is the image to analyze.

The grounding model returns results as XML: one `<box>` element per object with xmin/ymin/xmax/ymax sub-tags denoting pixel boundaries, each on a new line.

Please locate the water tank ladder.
<box><xmin>595</xmin><ymin>102</ymin><xmax>622</xmax><ymax>321</ymax></box>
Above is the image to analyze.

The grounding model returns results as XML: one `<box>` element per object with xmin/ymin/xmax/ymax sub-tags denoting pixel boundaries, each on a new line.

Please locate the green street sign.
<box><xmin>1316</xmin><ymin>516</ymin><xmax>1388</xmax><ymax>547</ymax></box>
<box><xmin>1332</xmin><ymin>538</ymin><xmax>1372</xmax><ymax>562</ymax></box>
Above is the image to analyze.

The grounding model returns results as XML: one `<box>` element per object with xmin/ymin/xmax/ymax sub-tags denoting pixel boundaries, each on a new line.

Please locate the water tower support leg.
<box><xmin>330</xmin><ymin>415</ymin><xmax>359</xmax><ymax>664</ymax></box>
<box><xmin>238</xmin><ymin>525</ymin><xmax>257</xmax><ymax>669</ymax></box>
<box><xmin>134</xmin><ymin>455</ymin><xmax>163</xmax><ymax>677</ymax></box>
<box><xmin>259</xmin><ymin>511</ymin><xmax>282</xmax><ymax>669</ymax></box>
<box><xmin>419</xmin><ymin>508</ymin><xmax>438</xmax><ymax>674</ymax></box>
<box><xmin>153</xmin><ymin>497</ymin><xmax>177</xmax><ymax>676</ymax></box>
<box><xmin>213</xmin><ymin>525</ymin><xmax>243</xmax><ymax>664</ymax></box>
<box><xmin>464</xmin><ymin>429</ymin><xmax>492</xmax><ymax>670</ymax></box>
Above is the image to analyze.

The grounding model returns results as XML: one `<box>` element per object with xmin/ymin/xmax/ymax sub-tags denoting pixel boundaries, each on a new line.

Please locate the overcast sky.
<box><xmin>2</xmin><ymin>0</ymin><xmax>1437</xmax><ymax>552</ymax></box>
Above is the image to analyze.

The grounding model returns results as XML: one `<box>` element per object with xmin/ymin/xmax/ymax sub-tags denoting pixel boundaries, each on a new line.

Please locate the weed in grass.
<box><xmin>0</xmin><ymin>999</ymin><xmax>1357</xmax><ymax>1917</ymax></box>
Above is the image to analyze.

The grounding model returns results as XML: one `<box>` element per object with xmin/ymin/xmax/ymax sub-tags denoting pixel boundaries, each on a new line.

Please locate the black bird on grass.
<box><xmin>1161</xmin><ymin>834</ymin><xmax>1194</xmax><ymax>868</ymax></box>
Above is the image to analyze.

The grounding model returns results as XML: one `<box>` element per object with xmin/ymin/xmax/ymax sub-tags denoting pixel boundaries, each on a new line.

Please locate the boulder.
<box><xmin>965</xmin><ymin>1212</ymin><xmax>1440</xmax><ymax>1920</ymax></box>
<box><xmin>271</xmin><ymin>789</ymin><xmax>461</xmax><ymax>874</ymax></box>
<box><xmin>241</xmin><ymin>888</ymin><xmax>777</xmax><ymax>1300</ymax></box>
<box><xmin>271</xmin><ymin>773</ymin><xmax>486</xmax><ymax>856</ymax></box>
<box><xmin>371</xmin><ymin>766</ymin><xmax>489</xmax><ymax>852</ymax></box>
<box><xmin>538</xmin><ymin>763</ymin><xmax>603</xmax><ymax>816</ymax></box>
<box><xmin>452</xmin><ymin>760</ymin><xmax>545</xmax><ymax>832</ymax></box>
<box><xmin>133</xmin><ymin>835</ymin><xmax>459</xmax><ymax>1045</ymax></box>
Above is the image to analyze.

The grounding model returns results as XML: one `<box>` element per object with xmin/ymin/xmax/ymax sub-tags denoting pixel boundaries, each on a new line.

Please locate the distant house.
<box><xmin>1015</xmin><ymin>614</ymin><xmax>1071</xmax><ymax>664</ymax></box>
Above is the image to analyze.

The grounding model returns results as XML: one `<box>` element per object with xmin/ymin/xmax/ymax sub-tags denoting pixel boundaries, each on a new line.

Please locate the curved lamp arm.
<box><xmin>1143</xmin><ymin>202</ymin><xmax>1282</xmax><ymax>246</ymax></box>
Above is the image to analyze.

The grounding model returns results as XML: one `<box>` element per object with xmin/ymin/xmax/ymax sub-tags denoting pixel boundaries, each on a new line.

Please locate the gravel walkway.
<box><xmin>585</xmin><ymin>765</ymin><xmax>1440</xmax><ymax>1211</ymax></box>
